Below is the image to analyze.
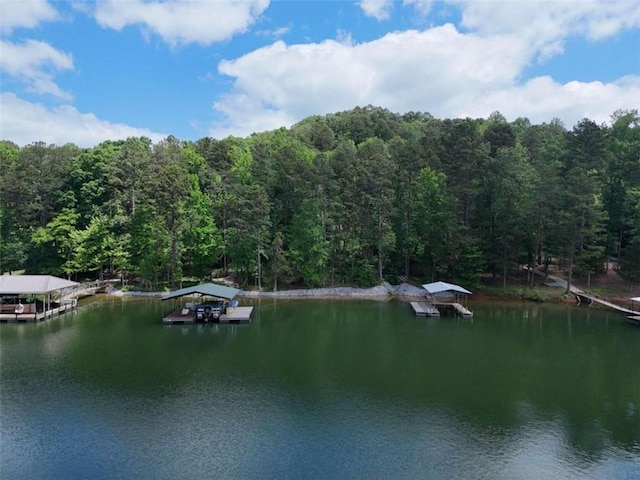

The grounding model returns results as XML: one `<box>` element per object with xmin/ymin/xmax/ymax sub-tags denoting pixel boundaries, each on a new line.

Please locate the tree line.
<box><xmin>1</xmin><ymin>106</ymin><xmax>638</xmax><ymax>290</ymax></box>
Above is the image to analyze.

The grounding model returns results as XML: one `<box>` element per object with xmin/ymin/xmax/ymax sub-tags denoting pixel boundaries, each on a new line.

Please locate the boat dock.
<box><xmin>163</xmin><ymin>306</ymin><xmax>254</xmax><ymax>325</ymax></box>
<box><xmin>410</xmin><ymin>301</ymin><xmax>440</xmax><ymax>317</ymax></box>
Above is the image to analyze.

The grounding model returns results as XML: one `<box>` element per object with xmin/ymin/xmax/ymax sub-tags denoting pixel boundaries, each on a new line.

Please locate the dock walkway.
<box><xmin>576</xmin><ymin>292</ymin><xmax>639</xmax><ymax>315</ymax></box>
<box><xmin>451</xmin><ymin>302</ymin><xmax>473</xmax><ymax>317</ymax></box>
<box><xmin>529</xmin><ymin>268</ymin><xmax>640</xmax><ymax>316</ymax></box>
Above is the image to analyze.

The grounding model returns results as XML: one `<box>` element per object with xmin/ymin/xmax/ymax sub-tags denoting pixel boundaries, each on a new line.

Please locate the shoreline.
<box><xmin>103</xmin><ymin>282</ymin><xmax>585</xmax><ymax>304</ymax></box>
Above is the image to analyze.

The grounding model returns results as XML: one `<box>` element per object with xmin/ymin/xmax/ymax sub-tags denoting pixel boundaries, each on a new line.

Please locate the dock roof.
<box><xmin>162</xmin><ymin>283</ymin><xmax>240</xmax><ymax>301</ymax></box>
<box><xmin>422</xmin><ymin>281</ymin><xmax>472</xmax><ymax>295</ymax></box>
<box><xmin>0</xmin><ymin>274</ymin><xmax>79</xmax><ymax>294</ymax></box>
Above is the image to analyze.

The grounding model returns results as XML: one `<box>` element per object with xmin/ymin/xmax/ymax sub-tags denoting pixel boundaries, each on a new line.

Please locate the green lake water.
<box><xmin>1</xmin><ymin>298</ymin><xmax>639</xmax><ymax>479</ymax></box>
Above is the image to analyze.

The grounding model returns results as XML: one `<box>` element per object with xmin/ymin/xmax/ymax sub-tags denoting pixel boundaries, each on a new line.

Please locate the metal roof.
<box><xmin>162</xmin><ymin>283</ymin><xmax>240</xmax><ymax>301</ymax></box>
<box><xmin>0</xmin><ymin>274</ymin><xmax>79</xmax><ymax>294</ymax></box>
<box><xmin>422</xmin><ymin>281</ymin><xmax>472</xmax><ymax>295</ymax></box>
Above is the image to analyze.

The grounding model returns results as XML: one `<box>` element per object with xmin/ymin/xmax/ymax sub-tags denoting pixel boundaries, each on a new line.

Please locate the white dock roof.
<box><xmin>422</xmin><ymin>281</ymin><xmax>472</xmax><ymax>295</ymax></box>
<box><xmin>0</xmin><ymin>274</ymin><xmax>79</xmax><ymax>294</ymax></box>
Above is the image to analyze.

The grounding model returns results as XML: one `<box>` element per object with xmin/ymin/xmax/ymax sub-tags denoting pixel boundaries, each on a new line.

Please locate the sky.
<box><xmin>0</xmin><ymin>0</ymin><xmax>639</xmax><ymax>147</ymax></box>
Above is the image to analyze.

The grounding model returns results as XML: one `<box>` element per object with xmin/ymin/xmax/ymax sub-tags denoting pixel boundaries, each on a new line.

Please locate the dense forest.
<box><xmin>1</xmin><ymin>106</ymin><xmax>639</xmax><ymax>290</ymax></box>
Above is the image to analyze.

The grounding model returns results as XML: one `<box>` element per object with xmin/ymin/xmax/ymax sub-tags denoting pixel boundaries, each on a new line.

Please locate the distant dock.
<box><xmin>412</xmin><ymin>281</ymin><xmax>474</xmax><ymax>318</ymax></box>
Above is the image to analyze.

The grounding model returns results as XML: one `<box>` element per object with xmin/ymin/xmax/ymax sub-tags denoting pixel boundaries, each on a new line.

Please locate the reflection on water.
<box><xmin>1</xmin><ymin>298</ymin><xmax>639</xmax><ymax>479</ymax></box>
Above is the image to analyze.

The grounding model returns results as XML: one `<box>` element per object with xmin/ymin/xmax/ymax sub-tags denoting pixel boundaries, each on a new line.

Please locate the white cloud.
<box><xmin>359</xmin><ymin>0</ymin><xmax>393</xmax><ymax>21</ymax></box>
<box><xmin>0</xmin><ymin>0</ymin><xmax>59</xmax><ymax>34</ymax></box>
<box><xmin>0</xmin><ymin>93</ymin><xmax>166</xmax><ymax>147</ymax></box>
<box><xmin>451</xmin><ymin>75</ymin><xmax>640</xmax><ymax>127</ymax></box>
<box><xmin>94</xmin><ymin>0</ymin><xmax>270</xmax><ymax>46</ymax></box>
<box><xmin>256</xmin><ymin>26</ymin><xmax>289</xmax><ymax>39</ymax></box>
<box><xmin>211</xmin><ymin>20</ymin><xmax>640</xmax><ymax>137</ymax></box>
<box><xmin>449</xmin><ymin>0</ymin><xmax>640</xmax><ymax>58</ymax></box>
<box><xmin>0</xmin><ymin>39</ymin><xmax>74</xmax><ymax>99</ymax></box>
<box><xmin>213</xmin><ymin>25</ymin><xmax>528</xmax><ymax>137</ymax></box>
<box><xmin>403</xmin><ymin>0</ymin><xmax>434</xmax><ymax>17</ymax></box>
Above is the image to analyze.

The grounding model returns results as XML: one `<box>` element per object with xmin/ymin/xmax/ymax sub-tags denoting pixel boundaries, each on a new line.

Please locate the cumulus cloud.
<box><xmin>0</xmin><ymin>39</ymin><xmax>74</xmax><ymax>99</ymax></box>
<box><xmin>210</xmin><ymin>1</ymin><xmax>640</xmax><ymax>137</ymax></box>
<box><xmin>212</xmin><ymin>25</ymin><xmax>529</xmax><ymax>137</ymax></box>
<box><xmin>94</xmin><ymin>0</ymin><xmax>270</xmax><ymax>46</ymax></box>
<box><xmin>0</xmin><ymin>93</ymin><xmax>166</xmax><ymax>147</ymax></box>
<box><xmin>449</xmin><ymin>0</ymin><xmax>640</xmax><ymax>58</ymax></box>
<box><xmin>359</xmin><ymin>0</ymin><xmax>394</xmax><ymax>21</ymax></box>
<box><xmin>453</xmin><ymin>75</ymin><xmax>640</xmax><ymax>126</ymax></box>
<box><xmin>0</xmin><ymin>0</ymin><xmax>59</xmax><ymax>34</ymax></box>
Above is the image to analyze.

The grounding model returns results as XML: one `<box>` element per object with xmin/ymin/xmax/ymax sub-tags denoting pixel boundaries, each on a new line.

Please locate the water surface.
<box><xmin>1</xmin><ymin>298</ymin><xmax>639</xmax><ymax>479</ymax></box>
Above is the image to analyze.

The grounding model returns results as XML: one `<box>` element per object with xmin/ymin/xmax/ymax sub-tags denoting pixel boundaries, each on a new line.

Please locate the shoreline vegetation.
<box><xmin>2</xmin><ymin>109</ymin><xmax>639</xmax><ymax>304</ymax></box>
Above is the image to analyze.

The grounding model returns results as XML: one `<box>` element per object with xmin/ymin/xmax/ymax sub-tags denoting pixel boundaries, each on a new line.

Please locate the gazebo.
<box><xmin>0</xmin><ymin>274</ymin><xmax>79</xmax><ymax>321</ymax></box>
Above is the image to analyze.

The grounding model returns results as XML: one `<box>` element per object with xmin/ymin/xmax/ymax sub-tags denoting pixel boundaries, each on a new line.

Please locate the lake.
<box><xmin>1</xmin><ymin>298</ymin><xmax>639</xmax><ymax>479</ymax></box>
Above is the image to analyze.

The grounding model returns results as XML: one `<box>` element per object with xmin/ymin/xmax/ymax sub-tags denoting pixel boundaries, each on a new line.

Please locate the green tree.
<box><xmin>288</xmin><ymin>200</ymin><xmax>329</xmax><ymax>287</ymax></box>
<box><xmin>355</xmin><ymin>137</ymin><xmax>397</xmax><ymax>281</ymax></box>
<box><xmin>413</xmin><ymin>167</ymin><xmax>452</xmax><ymax>282</ymax></box>
<box><xmin>559</xmin><ymin>119</ymin><xmax>608</xmax><ymax>291</ymax></box>
<box><xmin>31</xmin><ymin>208</ymin><xmax>83</xmax><ymax>278</ymax></box>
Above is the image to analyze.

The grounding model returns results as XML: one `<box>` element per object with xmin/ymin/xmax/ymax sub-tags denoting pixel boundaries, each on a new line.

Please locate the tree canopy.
<box><xmin>1</xmin><ymin>107</ymin><xmax>638</xmax><ymax>288</ymax></box>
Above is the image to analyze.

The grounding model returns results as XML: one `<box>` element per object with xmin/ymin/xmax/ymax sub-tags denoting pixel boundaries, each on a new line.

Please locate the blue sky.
<box><xmin>1</xmin><ymin>0</ymin><xmax>639</xmax><ymax>147</ymax></box>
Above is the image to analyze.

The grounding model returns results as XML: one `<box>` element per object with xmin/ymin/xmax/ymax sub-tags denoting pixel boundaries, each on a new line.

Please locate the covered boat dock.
<box><xmin>162</xmin><ymin>283</ymin><xmax>253</xmax><ymax>325</ymax></box>
<box><xmin>410</xmin><ymin>281</ymin><xmax>473</xmax><ymax>318</ymax></box>
<box><xmin>0</xmin><ymin>274</ymin><xmax>79</xmax><ymax>322</ymax></box>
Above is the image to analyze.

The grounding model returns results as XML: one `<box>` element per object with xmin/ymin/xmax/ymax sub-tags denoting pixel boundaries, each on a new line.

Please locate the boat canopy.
<box><xmin>422</xmin><ymin>281</ymin><xmax>472</xmax><ymax>295</ymax></box>
<box><xmin>162</xmin><ymin>283</ymin><xmax>240</xmax><ymax>301</ymax></box>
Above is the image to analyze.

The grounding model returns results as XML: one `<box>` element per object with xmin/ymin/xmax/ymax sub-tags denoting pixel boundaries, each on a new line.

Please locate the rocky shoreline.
<box><xmin>106</xmin><ymin>282</ymin><xmax>429</xmax><ymax>299</ymax></box>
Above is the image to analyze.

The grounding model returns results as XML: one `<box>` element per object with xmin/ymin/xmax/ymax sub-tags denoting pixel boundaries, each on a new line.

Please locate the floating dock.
<box><xmin>163</xmin><ymin>306</ymin><xmax>254</xmax><ymax>325</ymax></box>
<box><xmin>410</xmin><ymin>301</ymin><xmax>440</xmax><ymax>317</ymax></box>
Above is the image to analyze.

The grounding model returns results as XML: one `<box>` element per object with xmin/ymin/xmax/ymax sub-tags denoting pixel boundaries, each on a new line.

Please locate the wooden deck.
<box><xmin>163</xmin><ymin>306</ymin><xmax>254</xmax><ymax>325</ymax></box>
<box><xmin>410</xmin><ymin>301</ymin><xmax>440</xmax><ymax>317</ymax></box>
